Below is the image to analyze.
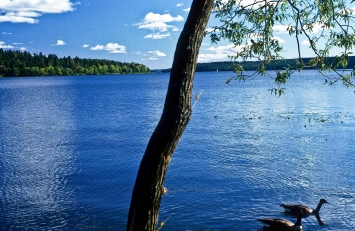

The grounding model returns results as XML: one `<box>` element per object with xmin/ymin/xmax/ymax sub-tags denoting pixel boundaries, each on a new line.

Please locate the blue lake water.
<box><xmin>0</xmin><ymin>71</ymin><xmax>355</xmax><ymax>230</ymax></box>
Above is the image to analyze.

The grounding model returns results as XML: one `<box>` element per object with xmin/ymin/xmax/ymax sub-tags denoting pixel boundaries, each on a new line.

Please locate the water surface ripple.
<box><xmin>1</xmin><ymin>71</ymin><xmax>354</xmax><ymax>230</ymax></box>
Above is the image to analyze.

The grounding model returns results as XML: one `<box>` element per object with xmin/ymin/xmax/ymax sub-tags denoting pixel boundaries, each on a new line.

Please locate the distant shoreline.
<box><xmin>0</xmin><ymin>49</ymin><xmax>150</xmax><ymax>77</ymax></box>
<box><xmin>152</xmin><ymin>56</ymin><xmax>355</xmax><ymax>73</ymax></box>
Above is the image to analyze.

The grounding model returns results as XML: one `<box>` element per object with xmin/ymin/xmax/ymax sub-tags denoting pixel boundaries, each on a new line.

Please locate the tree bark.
<box><xmin>126</xmin><ymin>0</ymin><xmax>214</xmax><ymax>230</ymax></box>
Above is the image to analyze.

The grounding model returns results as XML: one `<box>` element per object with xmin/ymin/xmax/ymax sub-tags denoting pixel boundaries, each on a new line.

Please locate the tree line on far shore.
<box><xmin>0</xmin><ymin>49</ymin><xmax>150</xmax><ymax>77</ymax></box>
<box><xmin>157</xmin><ymin>56</ymin><xmax>355</xmax><ymax>73</ymax></box>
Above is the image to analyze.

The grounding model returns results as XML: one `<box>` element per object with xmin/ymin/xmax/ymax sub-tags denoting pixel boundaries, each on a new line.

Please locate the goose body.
<box><xmin>280</xmin><ymin>199</ymin><xmax>328</xmax><ymax>215</ymax></box>
<box><xmin>257</xmin><ymin>211</ymin><xmax>303</xmax><ymax>230</ymax></box>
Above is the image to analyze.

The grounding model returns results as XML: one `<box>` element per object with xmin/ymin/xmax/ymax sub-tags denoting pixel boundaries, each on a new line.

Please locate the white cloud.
<box><xmin>82</xmin><ymin>44</ymin><xmax>89</xmax><ymax>48</ymax></box>
<box><xmin>90</xmin><ymin>43</ymin><xmax>126</xmax><ymax>54</ymax></box>
<box><xmin>206</xmin><ymin>44</ymin><xmax>242</xmax><ymax>54</ymax></box>
<box><xmin>247</xmin><ymin>33</ymin><xmax>285</xmax><ymax>44</ymax></box>
<box><xmin>135</xmin><ymin>12</ymin><xmax>183</xmax><ymax>39</ymax></box>
<box><xmin>51</xmin><ymin>40</ymin><xmax>65</xmax><ymax>46</ymax></box>
<box><xmin>91</xmin><ymin>45</ymin><xmax>104</xmax><ymax>50</ymax></box>
<box><xmin>0</xmin><ymin>13</ymin><xmax>38</xmax><ymax>23</ymax></box>
<box><xmin>137</xmin><ymin>21</ymin><xmax>176</xmax><ymax>32</ymax></box>
<box><xmin>142</xmin><ymin>12</ymin><xmax>183</xmax><ymax>24</ymax></box>
<box><xmin>198</xmin><ymin>44</ymin><xmax>244</xmax><ymax>62</ymax></box>
<box><xmin>301</xmin><ymin>40</ymin><xmax>310</xmax><ymax>45</ymax></box>
<box><xmin>199</xmin><ymin>36</ymin><xmax>286</xmax><ymax>63</ymax></box>
<box><xmin>2</xmin><ymin>32</ymin><xmax>12</xmax><ymax>35</ymax></box>
<box><xmin>0</xmin><ymin>0</ymin><xmax>79</xmax><ymax>23</ymax></box>
<box><xmin>176</xmin><ymin>3</ymin><xmax>183</xmax><ymax>7</ymax></box>
<box><xmin>206</xmin><ymin>27</ymin><xmax>214</xmax><ymax>33</ymax></box>
<box><xmin>273</xmin><ymin>22</ymin><xmax>326</xmax><ymax>35</ymax></box>
<box><xmin>0</xmin><ymin>41</ymin><xmax>26</xmax><ymax>50</ymax></box>
<box><xmin>57</xmin><ymin>40</ymin><xmax>65</xmax><ymax>45</ymax></box>
<box><xmin>109</xmin><ymin>49</ymin><xmax>126</xmax><ymax>54</ymax></box>
<box><xmin>272</xmin><ymin>36</ymin><xmax>285</xmax><ymax>43</ymax></box>
<box><xmin>0</xmin><ymin>41</ymin><xmax>14</xmax><ymax>49</ymax></box>
<box><xmin>198</xmin><ymin>53</ymin><xmax>231</xmax><ymax>62</ymax></box>
<box><xmin>144</xmin><ymin>32</ymin><xmax>171</xmax><ymax>39</ymax></box>
<box><xmin>306</xmin><ymin>23</ymin><xmax>325</xmax><ymax>33</ymax></box>
<box><xmin>148</xmin><ymin>50</ymin><xmax>166</xmax><ymax>57</ymax></box>
<box><xmin>273</xmin><ymin>25</ymin><xmax>289</xmax><ymax>34</ymax></box>
<box><xmin>143</xmin><ymin>50</ymin><xmax>167</xmax><ymax>60</ymax></box>
<box><xmin>183</xmin><ymin>8</ymin><xmax>190</xmax><ymax>12</ymax></box>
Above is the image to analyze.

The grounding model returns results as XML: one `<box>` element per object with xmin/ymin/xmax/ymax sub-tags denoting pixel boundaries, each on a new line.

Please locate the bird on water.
<box><xmin>280</xmin><ymin>198</ymin><xmax>328</xmax><ymax>215</ymax></box>
<box><xmin>257</xmin><ymin>209</ymin><xmax>304</xmax><ymax>230</ymax></box>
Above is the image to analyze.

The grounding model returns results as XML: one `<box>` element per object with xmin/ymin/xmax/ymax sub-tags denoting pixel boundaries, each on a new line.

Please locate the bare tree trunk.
<box><xmin>126</xmin><ymin>0</ymin><xmax>214</xmax><ymax>230</ymax></box>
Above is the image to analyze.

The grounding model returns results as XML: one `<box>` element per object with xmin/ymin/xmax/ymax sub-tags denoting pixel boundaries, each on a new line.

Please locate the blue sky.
<box><xmin>1</xmin><ymin>0</ymin><xmax>354</xmax><ymax>70</ymax></box>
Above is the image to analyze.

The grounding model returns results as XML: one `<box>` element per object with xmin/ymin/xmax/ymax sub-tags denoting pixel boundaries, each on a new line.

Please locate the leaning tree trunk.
<box><xmin>126</xmin><ymin>0</ymin><xmax>214</xmax><ymax>230</ymax></box>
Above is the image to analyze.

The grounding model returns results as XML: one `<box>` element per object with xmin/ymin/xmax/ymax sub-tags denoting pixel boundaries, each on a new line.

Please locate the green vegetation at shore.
<box><xmin>156</xmin><ymin>56</ymin><xmax>355</xmax><ymax>73</ymax></box>
<box><xmin>0</xmin><ymin>49</ymin><xmax>150</xmax><ymax>77</ymax></box>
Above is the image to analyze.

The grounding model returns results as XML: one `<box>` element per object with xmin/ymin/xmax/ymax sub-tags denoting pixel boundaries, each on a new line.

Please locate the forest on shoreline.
<box><xmin>2</xmin><ymin>48</ymin><xmax>354</xmax><ymax>78</ymax></box>
<box><xmin>0</xmin><ymin>49</ymin><xmax>150</xmax><ymax>77</ymax></box>
<box><xmin>156</xmin><ymin>56</ymin><xmax>355</xmax><ymax>73</ymax></box>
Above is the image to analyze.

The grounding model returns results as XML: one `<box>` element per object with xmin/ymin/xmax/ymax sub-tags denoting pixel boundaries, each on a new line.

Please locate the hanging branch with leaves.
<box><xmin>210</xmin><ymin>0</ymin><xmax>355</xmax><ymax>95</ymax></box>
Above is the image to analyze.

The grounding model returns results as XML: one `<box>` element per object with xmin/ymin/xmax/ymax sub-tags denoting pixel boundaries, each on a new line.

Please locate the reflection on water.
<box><xmin>0</xmin><ymin>79</ymin><xmax>78</xmax><ymax>230</ymax></box>
<box><xmin>0</xmin><ymin>72</ymin><xmax>355</xmax><ymax>230</ymax></box>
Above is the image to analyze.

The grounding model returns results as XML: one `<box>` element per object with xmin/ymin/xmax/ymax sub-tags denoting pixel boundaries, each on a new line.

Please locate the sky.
<box><xmin>0</xmin><ymin>0</ymin><xmax>354</xmax><ymax>70</ymax></box>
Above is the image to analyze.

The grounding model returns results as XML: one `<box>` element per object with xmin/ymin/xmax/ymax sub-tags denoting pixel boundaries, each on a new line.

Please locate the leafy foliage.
<box><xmin>210</xmin><ymin>0</ymin><xmax>355</xmax><ymax>93</ymax></box>
<box><xmin>0</xmin><ymin>49</ymin><xmax>150</xmax><ymax>77</ymax></box>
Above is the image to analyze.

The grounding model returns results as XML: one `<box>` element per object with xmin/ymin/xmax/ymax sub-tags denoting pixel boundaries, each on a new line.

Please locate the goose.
<box><xmin>280</xmin><ymin>198</ymin><xmax>328</xmax><ymax>215</ymax></box>
<box><xmin>257</xmin><ymin>210</ymin><xmax>304</xmax><ymax>230</ymax></box>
